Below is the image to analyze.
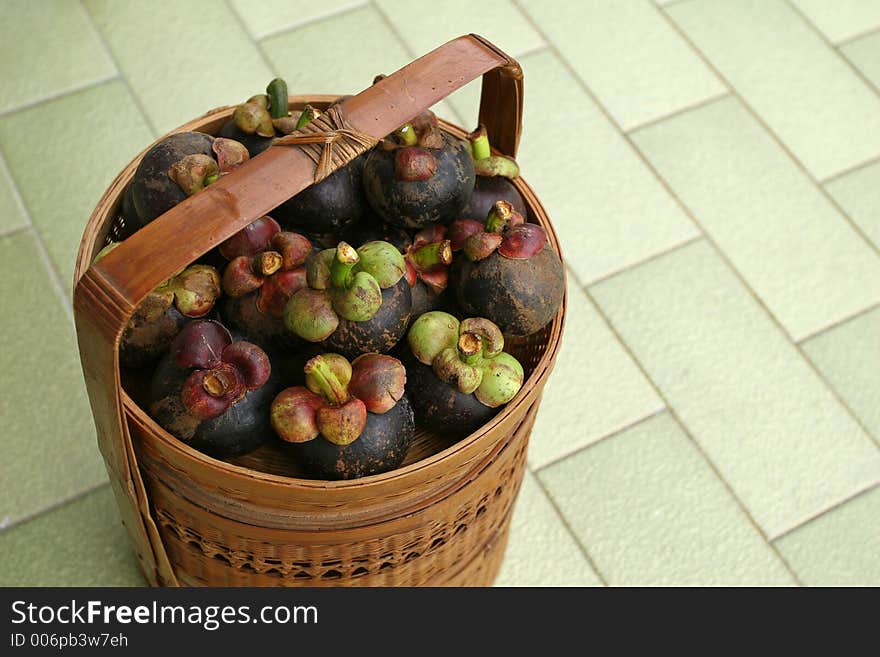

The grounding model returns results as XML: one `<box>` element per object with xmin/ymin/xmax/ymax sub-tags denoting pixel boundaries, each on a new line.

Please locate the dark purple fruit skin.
<box><xmin>452</xmin><ymin>245</ymin><xmax>565</xmax><ymax>337</ymax></box>
<box><xmin>287</xmin><ymin>395</ymin><xmax>415</xmax><ymax>479</ymax></box>
<box><xmin>219</xmin><ymin>294</ymin><xmax>301</xmax><ymax>351</ymax></box>
<box><xmin>461</xmin><ymin>176</ymin><xmax>527</xmax><ymax>222</ymax></box>
<box><xmin>322</xmin><ymin>277</ymin><xmax>412</xmax><ymax>358</ymax></box>
<box><xmin>118</xmin><ymin>183</ymin><xmax>138</xmax><ymax>239</ymax></box>
<box><xmin>274</xmin><ymin>154</ymin><xmax>368</xmax><ymax>236</ymax></box>
<box><xmin>408</xmin><ymin>280</ymin><xmax>454</xmax><ymax>325</ymax></box>
<box><xmin>147</xmin><ymin>338</ymin><xmax>282</xmax><ymax>458</ymax></box>
<box><xmin>362</xmin><ymin>134</ymin><xmax>475</xmax><ymax>229</ymax></box>
<box><xmin>341</xmin><ymin>213</ymin><xmax>412</xmax><ymax>254</ymax></box>
<box><xmin>130</xmin><ymin>132</ymin><xmax>215</xmax><ymax>231</ymax></box>
<box><xmin>120</xmin><ymin>304</ymin><xmax>187</xmax><ymax>369</ymax></box>
<box><xmin>218</xmin><ymin>119</ymin><xmax>274</xmax><ymax>157</ymax></box>
<box><xmin>404</xmin><ymin>358</ymin><xmax>497</xmax><ymax>439</ymax></box>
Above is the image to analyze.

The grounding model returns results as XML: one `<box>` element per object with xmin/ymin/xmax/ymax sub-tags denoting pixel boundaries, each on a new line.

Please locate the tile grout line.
<box><xmin>79</xmin><ymin>0</ymin><xmax>159</xmax><ymax>138</ymax></box>
<box><xmin>573</xmin><ymin>271</ymin><xmax>806</xmax><ymax>585</ymax></box>
<box><xmin>785</xmin><ymin>0</ymin><xmax>880</xmax><ymax>98</ymax></box>
<box><xmin>834</xmin><ymin>23</ymin><xmax>880</xmax><ymax>48</ymax></box>
<box><xmin>0</xmin><ymin>224</ymin><xmax>28</xmax><ymax>241</ymax></box>
<box><xmin>0</xmin><ymin>481</ymin><xmax>110</xmax><ymax>535</ymax></box>
<box><xmin>222</xmin><ymin>0</ymin><xmax>280</xmax><ymax>76</ymax></box>
<box><xmin>513</xmin><ymin>0</ymin><xmax>878</xmax><ymax>569</ymax></box>
<box><xmin>0</xmin><ymin>147</ymin><xmax>73</xmax><ymax>321</ymax></box>
<box><xmin>820</xmin><ymin>152</ymin><xmax>880</xmax><ymax>186</ymax></box>
<box><xmin>576</xmin><ymin>233</ymin><xmax>703</xmax><ymax>289</ymax></box>
<box><xmin>655</xmin><ymin>2</ymin><xmax>880</xmax><ymax>263</ymax></box>
<box><xmin>509</xmin><ymin>1</ymin><xmax>807</xmax><ymax>581</ymax></box>
<box><xmin>533</xmin><ymin>406</ymin><xmax>667</xmax><ymax>473</ymax></box>
<box><xmin>527</xmin><ymin>466</ymin><xmax>609</xmax><ymax>587</ymax></box>
<box><xmin>0</xmin><ymin>74</ymin><xmax>119</xmax><ymax>119</ymax></box>
<box><xmin>624</xmin><ymin>90</ymin><xmax>732</xmax><ymax>134</ymax></box>
<box><xmin>253</xmin><ymin>1</ymin><xmax>370</xmax><ymax>42</ymax></box>
<box><xmin>771</xmin><ymin>481</ymin><xmax>879</xmax><ymax>543</ymax></box>
<box><xmin>796</xmin><ymin>299</ymin><xmax>880</xmax><ymax>345</ymax></box>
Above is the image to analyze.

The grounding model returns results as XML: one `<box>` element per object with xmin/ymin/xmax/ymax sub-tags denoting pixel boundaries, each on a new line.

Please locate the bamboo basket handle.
<box><xmin>72</xmin><ymin>34</ymin><xmax>522</xmax><ymax>586</ymax></box>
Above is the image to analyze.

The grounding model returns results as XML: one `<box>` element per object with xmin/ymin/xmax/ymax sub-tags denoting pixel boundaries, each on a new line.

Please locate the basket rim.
<box><xmin>77</xmin><ymin>96</ymin><xmax>567</xmax><ymax>492</ymax></box>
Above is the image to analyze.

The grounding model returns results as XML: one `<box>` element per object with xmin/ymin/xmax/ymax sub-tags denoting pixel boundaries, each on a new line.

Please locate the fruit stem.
<box><xmin>266</xmin><ymin>78</ymin><xmax>288</xmax><ymax>119</ymax></box>
<box><xmin>253</xmin><ymin>250</ymin><xmax>283</xmax><ymax>276</ymax></box>
<box><xmin>295</xmin><ymin>104</ymin><xmax>320</xmax><ymax>130</ymax></box>
<box><xmin>409</xmin><ymin>240</ymin><xmax>452</xmax><ymax>269</ymax></box>
<box><xmin>457</xmin><ymin>333</ymin><xmax>483</xmax><ymax>366</ymax></box>
<box><xmin>469</xmin><ymin>125</ymin><xmax>491</xmax><ymax>160</ymax></box>
<box><xmin>330</xmin><ymin>242</ymin><xmax>359</xmax><ymax>289</ymax></box>
<box><xmin>304</xmin><ymin>355</ymin><xmax>349</xmax><ymax>405</ymax></box>
<box><xmin>486</xmin><ymin>200</ymin><xmax>516</xmax><ymax>234</ymax></box>
<box><xmin>203</xmin><ymin>369</ymin><xmax>235</xmax><ymax>397</ymax></box>
<box><xmin>395</xmin><ymin>123</ymin><xmax>418</xmax><ymax>146</ymax></box>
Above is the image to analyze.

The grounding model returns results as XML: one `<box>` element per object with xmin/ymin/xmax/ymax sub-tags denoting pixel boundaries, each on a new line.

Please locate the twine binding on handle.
<box><xmin>273</xmin><ymin>105</ymin><xmax>379</xmax><ymax>183</ymax></box>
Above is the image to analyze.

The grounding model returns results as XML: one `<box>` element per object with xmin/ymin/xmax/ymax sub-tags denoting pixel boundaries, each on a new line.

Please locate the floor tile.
<box><xmin>668</xmin><ymin>0</ymin><xmax>880</xmax><ymax>181</ymax></box>
<box><xmin>825</xmin><ymin>159</ymin><xmax>880</xmax><ymax>250</ymax></box>
<box><xmin>0</xmin><ymin>155</ymin><xmax>27</xmax><ymax>235</ymax></box>
<box><xmin>519</xmin><ymin>0</ymin><xmax>725</xmax><ymax>131</ymax></box>
<box><xmin>84</xmin><ymin>0</ymin><xmax>273</xmax><ymax>134</ymax></box>
<box><xmin>0</xmin><ymin>486</ymin><xmax>144</xmax><ymax>586</ymax></box>
<box><xmin>501</xmin><ymin>51</ymin><xmax>698</xmax><ymax>285</ymax></box>
<box><xmin>539</xmin><ymin>413</ymin><xmax>795</xmax><ymax>586</ymax></box>
<box><xmin>0</xmin><ymin>82</ymin><xmax>154</xmax><ymax>287</ymax></box>
<box><xmin>0</xmin><ymin>232</ymin><xmax>107</xmax><ymax>527</ymax></box>
<box><xmin>375</xmin><ymin>0</ymin><xmax>544</xmax><ymax>60</ymax></box>
<box><xmin>528</xmin><ymin>282</ymin><xmax>663</xmax><ymax>469</ymax></box>
<box><xmin>590</xmin><ymin>240</ymin><xmax>880</xmax><ymax>539</ymax></box>
<box><xmin>790</xmin><ymin>0</ymin><xmax>880</xmax><ymax>44</ymax></box>
<box><xmin>496</xmin><ymin>470</ymin><xmax>602</xmax><ymax>586</ymax></box>
<box><xmin>230</xmin><ymin>0</ymin><xmax>367</xmax><ymax>39</ymax></box>
<box><xmin>632</xmin><ymin>96</ymin><xmax>880</xmax><ymax>341</ymax></box>
<box><xmin>262</xmin><ymin>5</ymin><xmax>411</xmax><ymax>98</ymax></box>
<box><xmin>0</xmin><ymin>0</ymin><xmax>115</xmax><ymax>114</ymax></box>
<box><xmin>802</xmin><ymin>307</ymin><xmax>880</xmax><ymax>442</ymax></box>
<box><xmin>840</xmin><ymin>30</ymin><xmax>880</xmax><ymax>91</ymax></box>
<box><xmin>774</xmin><ymin>486</ymin><xmax>880</xmax><ymax>586</ymax></box>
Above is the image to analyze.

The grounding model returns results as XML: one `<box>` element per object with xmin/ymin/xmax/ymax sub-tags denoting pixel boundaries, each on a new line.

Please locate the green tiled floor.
<box><xmin>1</xmin><ymin>0</ymin><xmax>878</xmax><ymax>587</ymax></box>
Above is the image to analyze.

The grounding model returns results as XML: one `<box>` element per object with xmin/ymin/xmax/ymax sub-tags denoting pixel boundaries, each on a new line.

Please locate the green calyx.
<box><xmin>469</xmin><ymin>124</ymin><xmax>520</xmax><ymax>178</ymax></box>
<box><xmin>266</xmin><ymin>78</ymin><xmax>288</xmax><ymax>119</ymax></box>
<box><xmin>304</xmin><ymin>354</ymin><xmax>351</xmax><ymax>404</ymax></box>
<box><xmin>234</xmin><ymin>102</ymin><xmax>274</xmax><ymax>137</ymax></box>
<box><xmin>285</xmin><ymin>241</ymin><xmax>405</xmax><ymax>340</ymax></box>
<box><xmin>168</xmin><ymin>154</ymin><xmax>219</xmax><ymax>196</ymax></box>
<box><xmin>296</xmin><ymin>104</ymin><xmax>321</xmax><ymax>130</ymax></box>
<box><xmin>407</xmin><ymin>312</ymin><xmax>524</xmax><ymax>406</ymax></box>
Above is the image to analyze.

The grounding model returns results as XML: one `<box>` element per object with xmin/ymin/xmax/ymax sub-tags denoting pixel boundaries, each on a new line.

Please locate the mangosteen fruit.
<box><xmin>404</xmin><ymin>312</ymin><xmax>524</xmax><ymax>439</ymax></box>
<box><xmin>217</xmin><ymin>78</ymin><xmax>294</xmax><ymax>157</ymax></box>
<box><xmin>271</xmin><ymin>353</ymin><xmax>414</xmax><ymax>479</ymax></box>
<box><xmin>402</xmin><ymin>223</ymin><xmax>453</xmax><ymax>320</ymax></box>
<box><xmin>283</xmin><ymin>241</ymin><xmax>411</xmax><ymax>358</ymax></box>
<box><xmin>148</xmin><ymin>320</ymin><xmax>278</xmax><ymax>457</ymax></box>
<box><xmin>129</xmin><ymin>132</ymin><xmax>249</xmax><ymax>232</ymax></box>
<box><xmin>450</xmin><ymin>201</ymin><xmax>564</xmax><ymax>337</ymax></box>
<box><xmin>220</xmin><ymin>223</ymin><xmax>311</xmax><ymax>347</ymax></box>
<box><xmin>362</xmin><ymin>110</ymin><xmax>475</xmax><ymax>229</ymax></box>
<box><xmin>460</xmin><ymin>124</ymin><xmax>527</xmax><ymax>221</ymax></box>
<box><xmin>95</xmin><ymin>243</ymin><xmax>221</xmax><ymax>368</ymax></box>
<box><xmin>272</xmin><ymin>107</ymin><xmax>371</xmax><ymax>240</ymax></box>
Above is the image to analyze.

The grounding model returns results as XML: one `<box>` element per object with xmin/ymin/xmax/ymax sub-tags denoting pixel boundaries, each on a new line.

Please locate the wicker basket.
<box><xmin>72</xmin><ymin>35</ymin><xmax>566</xmax><ymax>587</ymax></box>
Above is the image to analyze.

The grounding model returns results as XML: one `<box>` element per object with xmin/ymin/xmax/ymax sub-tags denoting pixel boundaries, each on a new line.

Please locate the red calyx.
<box><xmin>176</xmin><ymin>323</ymin><xmax>271</xmax><ymax>421</ymax></box>
<box><xmin>498</xmin><ymin>223</ymin><xmax>547</xmax><ymax>259</ymax></box>
<box><xmin>221</xmin><ymin>230</ymin><xmax>311</xmax><ymax>315</ymax></box>
<box><xmin>348</xmin><ymin>354</ymin><xmax>406</xmax><ymax>414</ymax></box>
<box><xmin>405</xmin><ymin>225</ymin><xmax>453</xmax><ymax>294</ymax></box>
<box><xmin>220</xmin><ymin>216</ymin><xmax>281</xmax><ymax>260</ymax></box>
<box><xmin>395</xmin><ymin>147</ymin><xmax>437</xmax><ymax>182</ymax></box>
<box><xmin>448</xmin><ymin>219</ymin><xmax>484</xmax><ymax>252</ymax></box>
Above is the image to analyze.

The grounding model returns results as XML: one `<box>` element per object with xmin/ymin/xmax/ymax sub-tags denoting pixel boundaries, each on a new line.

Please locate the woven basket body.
<box><xmin>73</xmin><ymin>37</ymin><xmax>565</xmax><ymax>587</ymax></box>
